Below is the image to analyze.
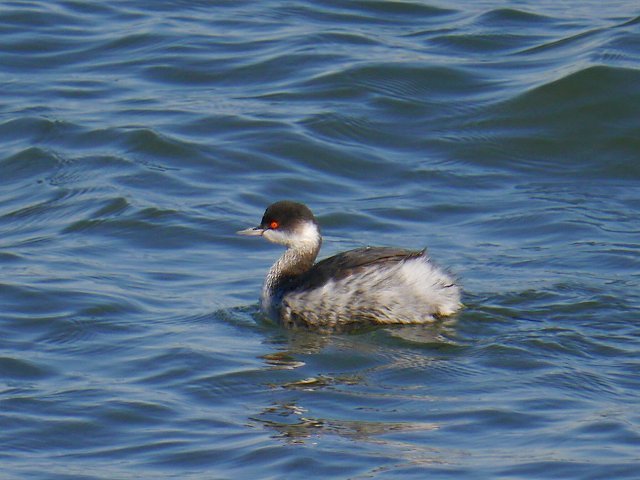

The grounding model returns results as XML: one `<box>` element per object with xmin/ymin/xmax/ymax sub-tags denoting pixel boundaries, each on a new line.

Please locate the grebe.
<box><xmin>238</xmin><ymin>201</ymin><xmax>461</xmax><ymax>330</ymax></box>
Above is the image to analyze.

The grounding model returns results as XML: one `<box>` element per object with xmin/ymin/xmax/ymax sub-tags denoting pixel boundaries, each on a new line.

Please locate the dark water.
<box><xmin>1</xmin><ymin>1</ymin><xmax>639</xmax><ymax>478</ymax></box>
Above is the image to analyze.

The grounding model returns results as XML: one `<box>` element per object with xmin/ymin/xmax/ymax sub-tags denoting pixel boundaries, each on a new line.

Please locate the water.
<box><xmin>1</xmin><ymin>0</ymin><xmax>639</xmax><ymax>478</ymax></box>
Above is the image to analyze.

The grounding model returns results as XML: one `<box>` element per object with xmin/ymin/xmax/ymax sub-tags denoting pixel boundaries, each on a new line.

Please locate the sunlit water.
<box><xmin>1</xmin><ymin>1</ymin><xmax>639</xmax><ymax>478</ymax></box>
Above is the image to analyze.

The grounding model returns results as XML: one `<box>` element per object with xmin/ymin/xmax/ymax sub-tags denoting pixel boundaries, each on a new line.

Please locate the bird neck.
<box><xmin>262</xmin><ymin>234</ymin><xmax>321</xmax><ymax>301</ymax></box>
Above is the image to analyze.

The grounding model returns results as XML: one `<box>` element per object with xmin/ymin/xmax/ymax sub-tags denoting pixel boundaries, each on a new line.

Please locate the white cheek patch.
<box><xmin>294</xmin><ymin>222</ymin><xmax>321</xmax><ymax>249</ymax></box>
<box><xmin>263</xmin><ymin>229</ymin><xmax>290</xmax><ymax>246</ymax></box>
<box><xmin>262</xmin><ymin>221</ymin><xmax>321</xmax><ymax>249</ymax></box>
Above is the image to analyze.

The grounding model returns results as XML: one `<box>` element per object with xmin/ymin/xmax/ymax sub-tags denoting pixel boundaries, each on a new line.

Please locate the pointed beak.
<box><xmin>237</xmin><ymin>226</ymin><xmax>264</xmax><ymax>236</ymax></box>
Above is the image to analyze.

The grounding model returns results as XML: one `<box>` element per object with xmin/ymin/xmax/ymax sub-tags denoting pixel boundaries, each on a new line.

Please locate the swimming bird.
<box><xmin>238</xmin><ymin>201</ymin><xmax>461</xmax><ymax>330</ymax></box>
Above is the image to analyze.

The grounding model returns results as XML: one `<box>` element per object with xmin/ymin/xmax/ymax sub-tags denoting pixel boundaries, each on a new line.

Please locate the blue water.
<box><xmin>1</xmin><ymin>1</ymin><xmax>639</xmax><ymax>478</ymax></box>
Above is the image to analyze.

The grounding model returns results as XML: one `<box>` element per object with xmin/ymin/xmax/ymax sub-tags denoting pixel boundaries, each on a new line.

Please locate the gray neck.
<box><xmin>261</xmin><ymin>239</ymin><xmax>321</xmax><ymax>310</ymax></box>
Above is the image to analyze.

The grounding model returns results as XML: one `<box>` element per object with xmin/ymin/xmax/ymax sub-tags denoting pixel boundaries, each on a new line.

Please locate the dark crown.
<box><xmin>260</xmin><ymin>201</ymin><xmax>318</xmax><ymax>232</ymax></box>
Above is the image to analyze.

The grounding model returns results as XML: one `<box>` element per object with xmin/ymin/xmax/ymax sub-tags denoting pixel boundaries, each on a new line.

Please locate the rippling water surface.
<box><xmin>1</xmin><ymin>1</ymin><xmax>639</xmax><ymax>478</ymax></box>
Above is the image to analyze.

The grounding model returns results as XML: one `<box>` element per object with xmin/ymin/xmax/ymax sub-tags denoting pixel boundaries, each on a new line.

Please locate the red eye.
<box><xmin>269</xmin><ymin>221</ymin><xmax>279</xmax><ymax>229</ymax></box>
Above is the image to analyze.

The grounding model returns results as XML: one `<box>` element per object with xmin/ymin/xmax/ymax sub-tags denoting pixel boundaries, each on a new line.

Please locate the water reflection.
<box><xmin>251</xmin><ymin>321</ymin><xmax>461</xmax><ymax>446</ymax></box>
<box><xmin>251</xmin><ymin>401</ymin><xmax>440</xmax><ymax>446</ymax></box>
